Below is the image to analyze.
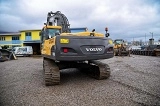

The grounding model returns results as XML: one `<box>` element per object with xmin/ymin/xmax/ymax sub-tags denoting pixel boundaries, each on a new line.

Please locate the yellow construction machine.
<box><xmin>114</xmin><ymin>39</ymin><xmax>130</xmax><ymax>56</ymax></box>
<box><xmin>40</xmin><ymin>11</ymin><xmax>114</xmax><ymax>86</ymax></box>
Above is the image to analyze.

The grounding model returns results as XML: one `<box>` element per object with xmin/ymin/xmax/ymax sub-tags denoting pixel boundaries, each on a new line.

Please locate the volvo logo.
<box><xmin>86</xmin><ymin>48</ymin><xmax>103</xmax><ymax>52</ymax></box>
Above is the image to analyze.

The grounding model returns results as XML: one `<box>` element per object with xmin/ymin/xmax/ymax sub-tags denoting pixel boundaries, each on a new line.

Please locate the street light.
<box><xmin>145</xmin><ymin>33</ymin><xmax>146</xmax><ymax>45</ymax></box>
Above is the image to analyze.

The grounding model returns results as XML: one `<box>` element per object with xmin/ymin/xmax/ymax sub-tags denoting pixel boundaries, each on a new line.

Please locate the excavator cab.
<box><xmin>40</xmin><ymin>25</ymin><xmax>62</xmax><ymax>55</ymax></box>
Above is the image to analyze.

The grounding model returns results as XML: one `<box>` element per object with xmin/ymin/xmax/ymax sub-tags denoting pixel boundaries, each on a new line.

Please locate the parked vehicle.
<box><xmin>113</xmin><ymin>39</ymin><xmax>129</xmax><ymax>56</ymax></box>
<box><xmin>12</xmin><ymin>46</ymin><xmax>33</xmax><ymax>56</ymax></box>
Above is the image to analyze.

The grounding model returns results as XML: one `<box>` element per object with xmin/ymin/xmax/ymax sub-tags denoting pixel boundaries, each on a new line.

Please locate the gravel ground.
<box><xmin>0</xmin><ymin>55</ymin><xmax>160</xmax><ymax>106</ymax></box>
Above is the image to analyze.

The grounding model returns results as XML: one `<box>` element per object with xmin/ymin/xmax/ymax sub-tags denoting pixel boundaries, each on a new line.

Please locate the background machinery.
<box><xmin>114</xmin><ymin>39</ymin><xmax>130</xmax><ymax>56</ymax></box>
<box><xmin>0</xmin><ymin>49</ymin><xmax>17</xmax><ymax>62</ymax></box>
<box><xmin>40</xmin><ymin>11</ymin><xmax>114</xmax><ymax>86</ymax></box>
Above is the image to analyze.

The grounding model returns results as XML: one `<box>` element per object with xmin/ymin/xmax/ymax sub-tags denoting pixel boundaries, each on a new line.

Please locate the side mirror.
<box><xmin>105</xmin><ymin>33</ymin><xmax>110</xmax><ymax>37</ymax></box>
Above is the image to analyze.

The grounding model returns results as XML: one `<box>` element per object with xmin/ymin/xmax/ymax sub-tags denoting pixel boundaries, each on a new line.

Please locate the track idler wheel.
<box><xmin>43</xmin><ymin>58</ymin><xmax>60</xmax><ymax>86</ymax></box>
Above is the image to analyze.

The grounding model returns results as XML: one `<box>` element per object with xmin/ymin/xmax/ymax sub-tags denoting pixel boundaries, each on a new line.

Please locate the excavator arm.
<box><xmin>46</xmin><ymin>11</ymin><xmax>70</xmax><ymax>33</ymax></box>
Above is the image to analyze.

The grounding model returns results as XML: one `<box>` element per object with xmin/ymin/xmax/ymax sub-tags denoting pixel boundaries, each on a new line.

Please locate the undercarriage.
<box><xmin>43</xmin><ymin>57</ymin><xmax>110</xmax><ymax>86</ymax></box>
<box><xmin>114</xmin><ymin>48</ymin><xmax>130</xmax><ymax>56</ymax></box>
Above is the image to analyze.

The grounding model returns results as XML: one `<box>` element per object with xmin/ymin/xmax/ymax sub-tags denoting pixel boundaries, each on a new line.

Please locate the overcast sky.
<box><xmin>0</xmin><ymin>0</ymin><xmax>160</xmax><ymax>41</ymax></box>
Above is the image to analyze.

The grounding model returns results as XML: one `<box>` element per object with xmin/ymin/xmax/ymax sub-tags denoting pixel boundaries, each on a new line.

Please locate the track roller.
<box><xmin>43</xmin><ymin>57</ymin><xmax>60</xmax><ymax>86</ymax></box>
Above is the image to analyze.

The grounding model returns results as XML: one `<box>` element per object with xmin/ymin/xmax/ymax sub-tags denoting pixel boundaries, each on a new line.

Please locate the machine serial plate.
<box><xmin>60</xmin><ymin>39</ymin><xmax>69</xmax><ymax>43</ymax></box>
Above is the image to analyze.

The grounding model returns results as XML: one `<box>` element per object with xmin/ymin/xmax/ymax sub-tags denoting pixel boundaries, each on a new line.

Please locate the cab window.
<box><xmin>115</xmin><ymin>40</ymin><xmax>123</xmax><ymax>44</ymax></box>
<box><xmin>47</xmin><ymin>28</ymin><xmax>60</xmax><ymax>38</ymax></box>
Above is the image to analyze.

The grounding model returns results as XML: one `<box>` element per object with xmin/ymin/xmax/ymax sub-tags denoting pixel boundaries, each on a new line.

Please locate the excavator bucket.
<box><xmin>0</xmin><ymin>49</ymin><xmax>17</xmax><ymax>62</ymax></box>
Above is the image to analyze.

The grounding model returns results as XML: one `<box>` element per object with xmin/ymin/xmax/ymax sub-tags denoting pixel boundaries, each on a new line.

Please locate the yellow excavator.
<box><xmin>40</xmin><ymin>11</ymin><xmax>114</xmax><ymax>86</ymax></box>
<box><xmin>114</xmin><ymin>39</ymin><xmax>130</xmax><ymax>56</ymax></box>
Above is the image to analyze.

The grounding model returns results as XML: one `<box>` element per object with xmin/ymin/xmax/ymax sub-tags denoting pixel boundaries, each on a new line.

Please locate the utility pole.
<box><xmin>145</xmin><ymin>33</ymin><xmax>146</xmax><ymax>45</ymax></box>
<box><xmin>150</xmin><ymin>32</ymin><xmax>153</xmax><ymax>39</ymax></box>
<box><xmin>132</xmin><ymin>37</ymin><xmax>134</xmax><ymax>45</ymax></box>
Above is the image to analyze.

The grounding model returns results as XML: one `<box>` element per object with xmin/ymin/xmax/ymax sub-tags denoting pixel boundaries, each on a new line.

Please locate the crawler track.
<box><xmin>90</xmin><ymin>61</ymin><xmax>110</xmax><ymax>79</ymax></box>
<box><xmin>43</xmin><ymin>57</ymin><xmax>60</xmax><ymax>86</ymax></box>
<box><xmin>78</xmin><ymin>61</ymin><xmax>110</xmax><ymax>80</ymax></box>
